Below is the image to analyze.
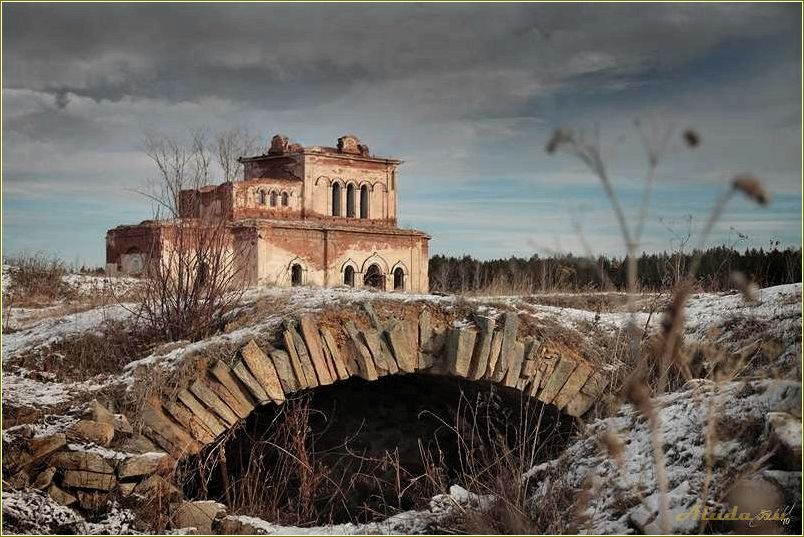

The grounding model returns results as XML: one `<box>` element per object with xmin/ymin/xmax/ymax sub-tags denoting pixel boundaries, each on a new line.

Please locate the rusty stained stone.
<box><xmin>320</xmin><ymin>327</ymin><xmax>350</xmax><ymax>381</ymax></box>
<box><xmin>67</xmin><ymin>420</ymin><xmax>115</xmax><ymax>447</ymax></box>
<box><xmin>30</xmin><ymin>433</ymin><xmax>66</xmax><ymax>462</ymax></box>
<box><xmin>32</xmin><ymin>467</ymin><xmax>56</xmax><ymax>490</ymax></box>
<box><xmin>299</xmin><ymin>316</ymin><xmax>334</xmax><ymax>385</ymax></box>
<box><xmin>118</xmin><ymin>452</ymin><xmax>173</xmax><ymax>479</ymax></box>
<box><xmin>282</xmin><ymin>329</ymin><xmax>314</xmax><ymax>388</ymax></box>
<box><xmin>386</xmin><ymin>319</ymin><xmax>417</xmax><ymax>373</ymax></box>
<box><xmin>210</xmin><ymin>361</ymin><xmax>257</xmax><ymax>413</ymax></box>
<box><xmin>173</xmin><ymin>500</ymin><xmax>227</xmax><ymax>534</ymax></box>
<box><xmin>269</xmin><ymin>349</ymin><xmax>301</xmax><ymax>392</ymax></box>
<box><xmin>231</xmin><ymin>362</ymin><xmax>271</xmax><ymax>405</ymax></box>
<box><xmin>176</xmin><ymin>390</ymin><xmax>227</xmax><ymax>437</ymax></box>
<box><xmin>468</xmin><ymin>316</ymin><xmax>495</xmax><ymax>380</ymax></box>
<box><xmin>239</xmin><ymin>340</ymin><xmax>286</xmax><ymax>403</ymax></box>
<box><xmin>288</xmin><ymin>324</ymin><xmax>320</xmax><ymax>388</ymax></box>
<box><xmin>418</xmin><ymin>309</ymin><xmax>432</xmax><ymax>351</ymax></box>
<box><xmin>62</xmin><ymin>470</ymin><xmax>116</xmax><ymax>491</ymax></box>
<box><xmin>49</xmin><ymin>451</ymin><xmax>115</xmax><ymax>474</ymax></box>
<box><xmin>189</xmin><ymin>381</ymin><xmax>239</xmax><ymax>427</ymax></box>
<box><xmin>491</xmin><ymin>312</ymin><xmax>520</xmax><ymax>383</ymax></box>
<box><xmin>165</xmin><ymin>401</ymin><xmax>216</xmax><ymax>444</ymax></box>
<box><xmin>344</xmin><ymin>321</ymin><xmax>379</xmax><ymax>381</ymax></box>
<box><xmin>205</xmin><ymin>377</ymin><xmax>250</xmax><ymax>420</ymax></box>
<box><xmin>484</xmin><ymin>331</ymin><xmax>504</xmax><ymax>380</ymax></box>
<box><xmin>502</xmin><ymin>340</ymin><xmax>526</xmax><ymax>388</ymax></box>
<box><xmin>48</xmin><ymin>484</ymin><xmax>77</xmax><ymax>506</ymax></box>
<box><xmin>538</xmin><ymin>356</ymin><xmax>578</xmax><ymax>405</ymax></box>
<box><xmin>446</xmin><ymin>327</ymin><xmax>478</xmax><ymax>377</ymax></box>
<box><xmin>361</xmin><ymin>328</ymin><xmax>398</xmax><ymax>375</ymax></box>
<box><xmin>552</xmin><ymin>362</ymin><xmax>594</xmax><ymax>409</ymax></box>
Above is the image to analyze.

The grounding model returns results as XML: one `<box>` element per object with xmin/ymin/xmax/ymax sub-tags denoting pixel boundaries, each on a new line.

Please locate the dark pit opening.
<box><xmin>180</xmin><ymin>374</ymin><xmax>577</xmax><ymax>526</ymax></box>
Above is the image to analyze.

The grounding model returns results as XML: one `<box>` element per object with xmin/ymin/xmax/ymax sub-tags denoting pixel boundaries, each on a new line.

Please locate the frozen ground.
<box><xmin>2</xmin><ymin>280</ymin><xmax>801</xmax><ymax>534</ymax></box>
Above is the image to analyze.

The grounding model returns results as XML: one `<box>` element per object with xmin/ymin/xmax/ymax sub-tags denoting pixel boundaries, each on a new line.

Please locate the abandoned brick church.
<box><xmin>106</xmin><ymin>134</ymin><xmax>430</xmax><ymax>292</ymax></box>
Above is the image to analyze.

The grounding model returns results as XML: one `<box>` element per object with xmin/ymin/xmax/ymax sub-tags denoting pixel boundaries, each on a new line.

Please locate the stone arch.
<box><xmin>360</xmin><ymin>253</ymin><xmax>390</xmax><ymax>275</ymax></box>
<box><xmin>257</xmin><ymin>189</ymin><xmax>267</xmax><ymax>206</ymax></box>
<box><xmin>340</xmin><ymin>258</ymin><xmax>359</xmax><ymax>287</ymax></box>
<box><xmin>391</xmin><ymin>262</ymin><xmax>408</xmax><ymax>291</ymax></box>
<box><xmin>280</xmin><ymin>191</ymin><xmax>289</xmax><ymax>207</ymax></box>
<box><xmin>345</xmin><ymin>182</ymin><xmax>356</xmax><ymax>217</ymax></box>
<box><xmin>331</xmin><ymin>182</ymin><xmax>342</xmax><ymax>216</ymax></box>
<box><xmin>287</xmin><ymin>257</ymin><xmax>306</xmax><ymax>286</ymax></box>
<box><xmin>136</xmin><ymin>309</ymin><xmax>608</xmax><ymax>463</ymax></box>
<box><xmin>359</xmin><ymin>184</ymin><xmax>370</xmax><ymax>219</ymax></box>
<box><xmin>269</xmin><ymin>190</ymin><xmax>278</xmax><ymax>208</ymax></box>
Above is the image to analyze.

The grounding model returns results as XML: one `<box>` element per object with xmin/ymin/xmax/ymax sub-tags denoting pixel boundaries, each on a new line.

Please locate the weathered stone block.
<box><xmin>552</xmin><ymin>362</ymin><xmax>593</xmax><ymax>409</ymax></box>
<box><xmin>142</xmin><ymin>401</ymin><xmax>201</xmax><ymax>457</ymax></box>
<box><xmin>68</xmin><ymin>420</ymin><xmax>115</xmax><ymax>447</ymax></box>
<box><xmin>288</xmin><ymin>324</ymin><xmax>319</xmax><ymax>388</ymax></box>
<box><xmin>177</xmin><ymin>389</ymin><xmax>227</xmax><ymax>436</ymax></box>
<box><xmin>320</xmin><ymin>328</ymin><xmax>350</xmax><ymax>381</ymax></box>
<box><xmin>538</xmin><ymin>356</ymin><xmax>577</xmax><ymax>405</ymax></box>
<box><xmin>205</xmin><ymin>377</ymin><xmax>250</xmax><ymax>420</ymax></box>
<box><xmin>361</xmin><ymin>328</ymin><xmax>398</xmax><ymax>375</ymax></box>
<box><xmin>419</xmin><ymin>309</ymin><xmax>432</xmax><ymax>351</ymax></box>
<box><xmin>190</xmin><ymin>381</ymin><xmax>239</xmax><ymax>426</ymax></box>
<box><xmin>231</xmin><ymin>362</ymin><xmax>271</xmax><ymax>405</ymax></box>
<box><xmin>173</xmin><ymin>500</ymin><xmax>227</xmax><ymax>534</ymax></box>
<box><xmin>48</xmin><ymin>484</ymin><xmax>77</xmax><ymax>506</ymax></box>
<box><xmin>344</xmin><ymin>321</ymin><xmax>378</xmax><ymax>381</ymax></box>
<box><xmin>32</xmin><ymin>467</ymin><xmax>56</xmax><ymax>490</ymax></box>
<box><xmin>269</xmin><ymin>349</ymin><xmax>300</xmax><ymax>392</ymax></box>
<box><xmin>30</xmin><ymin>433</ymin><xmax>66</xmax><ymax>462</ymax></box>
<box><xmin>50</xmin><ymin>451</ymin><xmax>114</xmax><ymax>474</ymax></box>
<box><xmin>484</xmin><ymin>331</ymin><xmax>503</xmax><ymax>380</ymax></box>
<box><xmin>210</xmin><ymin>361</ymin><xmax>256</xmax><ymax>414</ymax></box>
<box><xmin>63</xmin><ymin>470</ymin><xmax>116</xmax><ymax>491</ymax></box>
<box><xmin>78</xmin><ymin>490</ymin><xmax>108</xmax><ymax>511</ymax></box>
<box><xmin>118</xmin><ymin>452</ymin><xmax>172</xmax><ymax>479</ymax></box>
<box><xmin>165</xmin><ymin>402</ymin><xmax>216</xmax><ymax>445</ymax></box>
<box><xmin>283</xmin><ymin>329</ymin><xmax>315</xmax><ymax>388</ymax></box>
<box><xmin>299</xmin><ymin>315</ymin><xmax>334</xmax><ymax>385</ymax></box>
<box><xmin>491</xmin><ymin>312</ymin><xmax>520</xmax><ymax>382</ymax></box>
<box><xmin>386</xmin><ymin>319</ymin><xmax>417</xmax><ymax>373</ymax></box>
<box><xmin>240</xmin><ymin>340</ymin><xmax>286</xmax><ymax>403</ymax></box>
<box><xmin>469</xmin><ymin>316</ymin><xmax>495</xmax><ymax>380</ymax></box>
<box><xmin>502</xmin><ymin>340</ymin><xmax>526</xmax><ymax>388</ymax></box>
<box><xmin>446</xmin><ymin>327</ymin><xmax>478</xmax><ymax>377</ymax></box>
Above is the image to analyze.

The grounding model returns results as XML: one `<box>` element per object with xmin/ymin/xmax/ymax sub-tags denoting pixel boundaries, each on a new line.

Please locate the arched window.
<box><xmin>344</xmin><ymin>266</ymin><xmax>355</xmax><ymax>287</ymax></box>
<box><xmin>291</xmin><ymin>263</ymin><xmax>303</xmax><ymax>286</ymax></box>
<box><xmin>332</xmin><ymin>183</ymin><xmax>341</xmax><ymax>216</ymax></box>
<box><xmin>393</xmin><ymin>267</ymin><xmax>405</xmax><ymax>290</ymax></box>
<box><xmin>281</xmin><ymin>192</ymin><xmax>289</xmax><ymax>207</ymax></box>
<box><xmin>346</xmin><ymin>184</ymin><xmax>355</xmax><ymax>217</ymax></box>
<box><xmin>270</xmin><ymin>191</ymin><xmax>278</xmax><ymax>207</ymax></box>
<box><xmin>364</xmin><ymin>264</ymin><xmax>385</xmax><ymax>289</ymax></box>
<box><xmin>360</xmin><ymin>185</ymin><xmax>369</xmax><ymax>219</ymax></box>
<box><xmin>258</xmin><ymin>190</ymin><xmax>267</xmax><ymax>205</ymax></box>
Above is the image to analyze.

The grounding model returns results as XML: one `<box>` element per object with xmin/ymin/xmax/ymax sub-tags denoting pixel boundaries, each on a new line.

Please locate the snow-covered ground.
<box><xmin>2</xmin><ymin>282</ymin><xmax>801</xmax><ymax>534</ymax></box>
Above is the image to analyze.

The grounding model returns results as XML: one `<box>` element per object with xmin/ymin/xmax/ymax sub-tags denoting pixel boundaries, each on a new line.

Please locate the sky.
<box><xmin>2</xmin><ymin>3</ymin><xmax>801</xmax><ymax>266</ymax></box>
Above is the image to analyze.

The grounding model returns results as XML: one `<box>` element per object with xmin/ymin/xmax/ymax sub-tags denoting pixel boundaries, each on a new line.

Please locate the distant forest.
<box><xmin>428</xmin><ymin>245</ymin><xmax>802</xmax><ymax>294</ymax></box>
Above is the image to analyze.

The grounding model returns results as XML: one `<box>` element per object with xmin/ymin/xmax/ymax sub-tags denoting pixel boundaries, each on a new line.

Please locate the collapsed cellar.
<box><xmin>2</xmin><ymin>302</ymin><xmax>610</xmax><ymax>533</ymax></box>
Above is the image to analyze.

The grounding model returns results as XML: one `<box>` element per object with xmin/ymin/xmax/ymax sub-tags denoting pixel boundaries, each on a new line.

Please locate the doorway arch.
<box><xmin>363</xmin><ymin>264</ymin><xmax>385</xmax><ymax>290</ymax></box>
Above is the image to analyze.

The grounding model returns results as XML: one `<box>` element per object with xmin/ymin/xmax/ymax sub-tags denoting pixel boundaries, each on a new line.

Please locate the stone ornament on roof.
<box><xmin>337</xmin><ymin>135</ymin><xmax>369</xmax><ymax>157</ymax></box>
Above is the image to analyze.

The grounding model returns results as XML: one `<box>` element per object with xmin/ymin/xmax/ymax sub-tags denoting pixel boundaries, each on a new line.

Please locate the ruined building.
<box><xmin>106</xmin><ymin>134</ymin><xmax>430</xmax><ymax>292</ymax></box>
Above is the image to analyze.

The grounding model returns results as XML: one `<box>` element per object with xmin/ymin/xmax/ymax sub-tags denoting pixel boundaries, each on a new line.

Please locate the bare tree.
<box><xmin>133</xmin><ymin>128</ymin><xmax>248</xmax><ymax>342</ymax></box>
<box><xmin>213</xmin><ymin>126</ymin><xmax>260</xmax><ymax>183</ymax></box>
<box><xmin>141</xmin><ymin>128</ymin><xmax>212</xmax><ymax>218</ymax></box>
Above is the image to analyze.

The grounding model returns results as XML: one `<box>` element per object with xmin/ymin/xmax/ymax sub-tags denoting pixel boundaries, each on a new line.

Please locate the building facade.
<box><xmin>106</xmin><ymin>134</ymin><xmax>430</xmax><ymax>293</ymax></box>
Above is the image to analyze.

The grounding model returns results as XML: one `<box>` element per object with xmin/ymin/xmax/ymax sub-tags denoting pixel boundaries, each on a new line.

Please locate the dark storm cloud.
<box><xmin>2</xmin><ymin>3</ymin><xmax>801</xmax><ymax>264</ymax></box>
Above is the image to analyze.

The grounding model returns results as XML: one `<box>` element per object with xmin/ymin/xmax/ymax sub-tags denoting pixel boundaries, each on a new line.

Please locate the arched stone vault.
<box><xmin>139</xmin><ymin>306</ymin><xmax>610</xmax><ymax>459</ymax></box>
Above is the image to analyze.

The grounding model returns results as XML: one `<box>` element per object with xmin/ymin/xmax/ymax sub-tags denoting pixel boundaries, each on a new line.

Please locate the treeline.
<box><xmin>429</xmin><ymin>246</ymin><xmax>802</xmax><ymax>294</ymax></box>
